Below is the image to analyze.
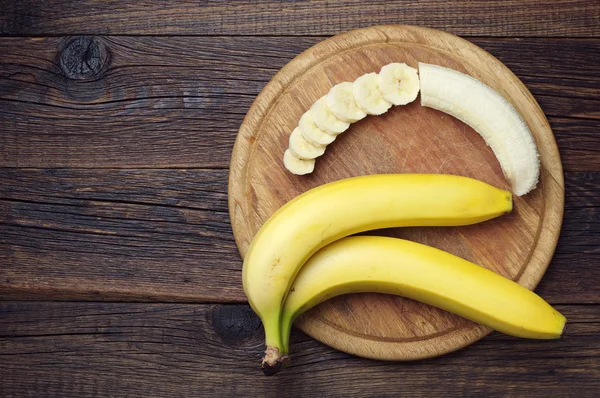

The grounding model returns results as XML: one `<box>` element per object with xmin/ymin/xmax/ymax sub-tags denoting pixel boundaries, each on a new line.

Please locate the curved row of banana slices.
<box><xmin>284</xmin><ymin>63</ymin><xmax>420</xmax><ymax>175</ymax></box>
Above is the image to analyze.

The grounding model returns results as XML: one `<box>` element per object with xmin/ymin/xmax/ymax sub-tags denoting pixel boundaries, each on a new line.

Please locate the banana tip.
<box><xmin>504</xmin><ymin>192</ymin><xmax>513</xmax><ymax>214</ymax></box>
<box><xmin>560</xmin><ymin>322</ymin><xmax>567</xmax><ymax>338</ymax></box>
<box><xmin>261</xmin><ymin>346</ymin><xmax>288</xmax><ymax>376</ymax></box>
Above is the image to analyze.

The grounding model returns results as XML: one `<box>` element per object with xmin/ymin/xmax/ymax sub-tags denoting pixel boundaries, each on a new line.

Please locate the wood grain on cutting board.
<box><xmin>228</xmin><ymin>25</ymin><xmax>564</xmax><ymax>360</ymax></box>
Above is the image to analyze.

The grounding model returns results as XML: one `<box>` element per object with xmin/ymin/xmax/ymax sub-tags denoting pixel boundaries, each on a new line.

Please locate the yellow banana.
<box><xmin>281</xmin><ymin>236</ymin><xmax>566</xmax><ymax>354</ymax></box>
<box><xmin>242</xmin><ymin>174</ymin><xmax>513</xmax><ymax>374</ymax></box>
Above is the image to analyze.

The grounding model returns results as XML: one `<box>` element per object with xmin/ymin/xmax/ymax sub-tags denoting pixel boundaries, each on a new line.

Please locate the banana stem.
<box><xmin>262</xmin><ymin>347</ymin><xmax>287</xmax><ymax>376</ymax></box>
<box><xmin>261</xmin><ymin>314</ymin><xmax>287</xmax><ymax>375</ymax></box>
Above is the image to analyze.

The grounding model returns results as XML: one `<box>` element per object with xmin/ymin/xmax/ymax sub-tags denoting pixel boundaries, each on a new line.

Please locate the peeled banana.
<box><xmin>283</xmin><ymin>63</ymin><xmax>421</xmax><ymax>175</ymax></box>
<box><xmin>327</xmin><ymin>81</ymin><xmax>367</xmax><ymax>123</ymax></box>
<box><xmin>298</xmin><ymin>112</ymin><xmax>336</xmax><ymax>146</ymax></box>
<box><xmin>283</xmin><ymin>149</ymin><xmax>314</xmax><ymax>175</ymax></box>
<box><xmin>282</xmin><ymin>62</ymin><xmax>542</xmax><ymax>196</ymax></box>
<box><xmin>310</xmin><ymin>96</ymin><xmax>350</xmax><ymax>135</ymax></box>
<box><xmin>379</xmin><ymin>63</ymin><xmax>420</xmax><ymax>105</ymax></box>
<box><xmin>419</xmin><ymin>62</ymin><xmax>540</xmax><ymax>196</ymax></box>
<box><xmin>280</xmin><ymin>236</ymin><xmax>566</xmax><ymax>354</ymax></box>
<box><xmin>288</xmin><ymin>127</ymin><xmax>325</xmax><ymax>160</ymax></box>
<box><xmin>242</xmin><ymin>174</ymin><xmax>512</xmax><ymax>374</ymax></box>
<box><xmin>353</xmin><ymin>72</ymin><xmax>392</xmax><ymax>115</ymax></box>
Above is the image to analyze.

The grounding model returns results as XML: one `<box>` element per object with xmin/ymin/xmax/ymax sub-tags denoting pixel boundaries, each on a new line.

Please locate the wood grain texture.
<box><xmin>1</xmin><ymin>36</ymin><xmax>599</xmax><ymax>169</ymax></box>
<box><xmin>0</xmin><ymin>168</ymin><xmax>240</xmax><ymax>302</ymax></box>
<box><xmin>1</xmin><ymin>0</ymin><xmax>599</xmax><ymax>37</ymax></box>
<box><xmin>1</xmin><ymin>302</ymin><xmax>599</xmax><ymax>397</ymax></box>
<box><xmin>1</xmin><ymin>169</ymin><xmax>598</xmax><ymax>303</ymax></box>
<box><xmin>229</xmin><ymin>25</ymin><xmax>564</xmax><ymax>360</ymax></box>
<box><xmin>0</xmin><ymin>0</ymin><xmax>598</xmax><ymax>394</ymax></box>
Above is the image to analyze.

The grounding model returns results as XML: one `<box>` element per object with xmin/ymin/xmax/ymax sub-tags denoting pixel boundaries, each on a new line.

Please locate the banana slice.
<box><xmin>298</xmin><ymin>112</ymin><xmax>336</xmax><ymax>146</ymax></box>
<box><xmin>283</xmin><ymin>148</ymin><xmax>315</xmax><ymax>175</ymax></box>
<box><xmin>353</xmin><ymin>72</ymin><xmax>392</xmax><ymax>115</ymax></box>
<box><xmin>379</xmin><ymin>63</ymin><xmax>420</xmax><ymax>105</ymax></box>
<box><xmin>327</xmin><ymin>82</ymin><xmax>367</xmax><ymax>123</ymax></box>
<box><xmin>310</xmin><ymin>96</ymin><xmax>350</xmax><ymax>135</ymax></box>
<box><xmin>288</xmin><ymin>127</ymin><xmax>326</xmax><ymax>160</ymax></box>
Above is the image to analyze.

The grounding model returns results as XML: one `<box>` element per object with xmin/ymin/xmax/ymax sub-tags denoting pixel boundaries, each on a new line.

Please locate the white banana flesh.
<box><xmin>298</xmin><ymin>112</ymin><xmax>336</xmax><ymax>147</ymax></box>
<box><xmin>379</xmin><ymin>63</ymin><xmax>420</xmax><ymax>105</ymax></box>
<box><xmin>353</xmin><ymin>72</ymin><xmax>392</xmax><ymax>115</ymax></box>
<box><xmin>283</xmin><ymin>149</ymin><xmax>314</xmax><ymax>175</ymax></box>
<box><xmin>327</xmin><ymin>82</ymin><xmax>367</xmax><ymax>123</ymax></box>
<box><xmin>283</xmin><ymin>63</ymin><xmax>424</xmax><ymax>175</ymax></box>
<box><xmin>419</xmin><ymin>62</ymin><xmax>540</xmax><ymax>196</ymax></box>
<box><xmin>280</xmin><ymin>236</ymin><xmax>566</xmax><ymax>353</ymax></box>
<box><xmin>310</xmin><ymin>96</ymin><xmax>350</xmax><ymax>135</ymax></box>
<box><xmin>288</xmin><ymin>127</ymin><xmax>326</xmax><ymax>160</ymax></box>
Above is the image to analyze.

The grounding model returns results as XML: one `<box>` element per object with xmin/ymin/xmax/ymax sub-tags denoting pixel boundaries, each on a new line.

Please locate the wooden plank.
<box><xmin>1</xmin><ymin>36</ymin><xmax>599</xmax><ymax>168</ymax></box>
<box><xmin>1</xmin><ymin>169</ymin><xmax>598</xmax><ymax>303</ymax></box>
<box><xmin>1</xmin><ymin>1</ymin><xmax>599</xmax><ymax>37</ymax></box>
<box><xmin>0</xmin><ymin>168</ymin><xmax>241</xmax><ymax>302</ymax></box>
<box><xmin>0</xmin><ymin>35</ymin><xmax>312</xmax><ymax>168</ymax></box>
<box><xmin>1</xmin><ymin>302</ymin><xmax>599</xmax><ymax>397</ymax></box>
<box><xmin>2</xmin><ymin>102</ymin><xmax>597</xmax><ymax>170</ymax></box>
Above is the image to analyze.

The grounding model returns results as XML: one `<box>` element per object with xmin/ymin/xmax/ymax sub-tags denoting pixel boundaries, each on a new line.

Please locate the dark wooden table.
<box><xmin>1</xmin><ymin>1</ymin><xmax>599</xmax><ymax>396</ymax></box>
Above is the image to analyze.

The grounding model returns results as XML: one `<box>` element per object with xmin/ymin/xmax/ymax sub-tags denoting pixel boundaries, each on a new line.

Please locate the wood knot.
<box><xmin>59</xmin><ymin>37</ymin><xmax>109</xmax><ymax>80</ymax></box>
<box><xmin>211</xmin><ymin>305</ymin><xmax>262</xmax><ymax>346</ymax></box>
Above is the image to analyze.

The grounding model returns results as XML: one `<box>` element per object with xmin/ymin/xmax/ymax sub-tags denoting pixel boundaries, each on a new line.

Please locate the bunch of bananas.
<box><xmin>242</xmin><ymin>63</ymin><xmax>564</xmax><ymax>376</ymax></box>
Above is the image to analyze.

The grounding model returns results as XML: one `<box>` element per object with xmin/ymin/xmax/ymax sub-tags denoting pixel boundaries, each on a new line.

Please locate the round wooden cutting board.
<box><xmin>228</xmin><ymin>25</ymin><xmax>564</xmax><ymax>360</ymax></box>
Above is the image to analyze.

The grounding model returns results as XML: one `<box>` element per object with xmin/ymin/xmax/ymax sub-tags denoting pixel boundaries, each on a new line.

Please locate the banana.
<box><xmin>310</xmin><ymin>96</ymin><xmax>350</xmax><ymax>135</ymax></box>
<box><xmin>379</xmin><ymin>63</ymin><xmax>420</xmax><ymax>105</ymax></box>
<box><xmin>288</xmin><ymin>127</ymin><xmax>326</xmax><ymax>160</ymax></box>
<box><xmin>283</xmin><ymin>149</ymin><xmax>314</xmax><ymax>175</ymax></box>
<box><xmin>242</xmin><ymin>174</ymin><xmax>512</xmax><ymax>374</ymax></box>
<box><xmin>353</xmin><ymin>72</ymin><xmax>392</xmax><ymax>115</ymax></box>
<box><xmin>327</xmin><ymin>82</ymin><xmax>367</xmax><ymax>123</ymax></box>
<box><xmin>281</xmin><ymin>236</ymin><xmax>566</xmax><ymax>353</ymax></box>
<box><xmin>418</xmin><ymin>62</ymin><xmax>540</xmax><ymax>196</ymax></box>
<box><xmin>298</xmin><ymin>111</ymin><xmax>336</xmax><ymax>147</ymax></box>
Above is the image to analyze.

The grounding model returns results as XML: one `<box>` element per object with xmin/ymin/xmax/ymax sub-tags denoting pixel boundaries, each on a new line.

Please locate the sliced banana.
<box><xmin>298</xmin><ymin>112</ymin><xmax>336</xmax><ymax>147</ymax></box>
<box><xmin>283</xmin><ymin>148</ymin><xmax>315</xmax><ymax>175</ymax></box>
<box><xmin>379</xmin><ymin>63</ymin><xmax>420</xmax><ymax>105</ymax></box>
<box><xmin>353</xmin><ymin>73</ymin><xmax>392</xmax><ymax>115</ymax></box>
<box><xmin>282</xmin><ymin>63</ymin><xmax>422</xmax><ymax>176</ymax></box>
<box><xmin>288</xmin><ymin>127</ymin><xmax>326</xmax><ymax>160</ymax></box>
<box><xmin>327</xmin><ymin>82</ymin><xmax>367</xmax><ymax>123</ymax></box>
<box><xmin>310</xmin><ymin>96</ymin><xmax>350</xmax><ymax>135</ymax></box>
